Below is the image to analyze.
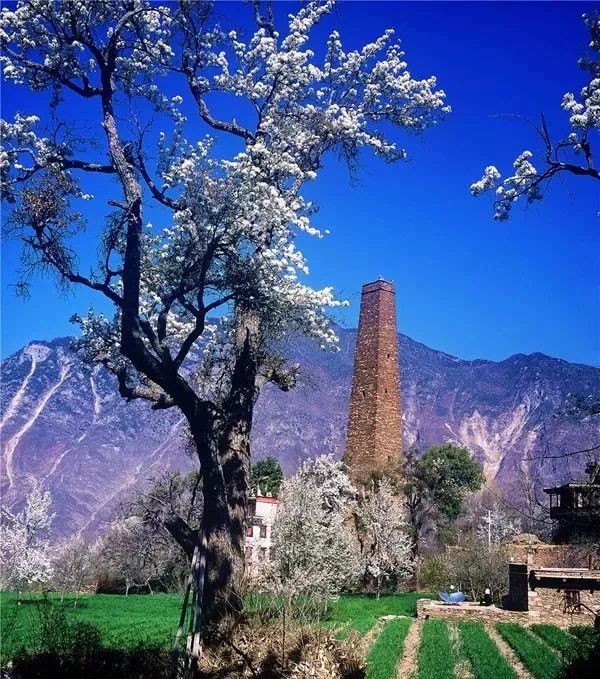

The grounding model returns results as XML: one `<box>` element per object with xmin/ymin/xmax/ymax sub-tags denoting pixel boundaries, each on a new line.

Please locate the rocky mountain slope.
<box><xmin>1</xmin><ymin>332</ymin><xmax>598</xmax><ymax>538</ymax></box>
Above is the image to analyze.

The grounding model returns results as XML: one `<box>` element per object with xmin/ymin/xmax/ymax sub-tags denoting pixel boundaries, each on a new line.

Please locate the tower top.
<box><xmin>362</xmin><ymin>279</ymin><xmax>395</xmax><ymax>295</ymax></box>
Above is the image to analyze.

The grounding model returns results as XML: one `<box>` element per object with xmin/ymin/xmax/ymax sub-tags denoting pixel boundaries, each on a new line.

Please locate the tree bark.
<box><xmin>219</xmin><ymin>306</ymin><xmax>261</xmax><ymax>602</ymax></box>
<box><xmin>186</xmin><ymin>402</ymin><xmax>240</xmax><ymax>630</ymax></box>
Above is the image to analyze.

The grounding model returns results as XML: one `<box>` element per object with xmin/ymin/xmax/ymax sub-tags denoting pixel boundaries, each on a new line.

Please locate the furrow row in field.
<box><xmin>496</xmin><ymin>622</ymin><xmax>562</xmax><ymax>679</ymax></box>
<box><xmin>459</xmin><ymin>621</ymin><xmax>519</xmax><ymax>679</ymax></box>
<box><xmin>416</xmin><ymin>619</ymin><xmax>454</xmax><ymax>679</ymax></box>
<box><xmin>396</xmin><ymin>618</ymin><xmax>421</xmax><ymax>679</ymax></box>
<box><xmin>529</xmin><ymin>624</ymin><xmax>573</xmax><ymax>654</ymax></box>
<box><xmin>484</xmin><ymin>623</ymin><xmax>533</xmax><ymax>679</ymax></box>
<box><xmin>365</xmin><ymin>617</ymin><xmax>412</xmax><ymax>679</ymax></box>
<box><xmin>450</xmin><ymin>621</ymin><xmax>473</xmax><ymax>679</ymax></box>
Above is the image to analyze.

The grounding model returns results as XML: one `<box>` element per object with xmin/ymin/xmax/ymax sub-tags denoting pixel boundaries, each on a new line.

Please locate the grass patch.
<box><xmin>323</xmin><ymin>592</ymin><xmax>434</xmax><ymax>637</ymax></box>
<box><xmin>530</xmin><ymin>624</ymin><xmax>574</xmax><ymax>653</ymax></box>
<box><xmin>459</xmin><ymin>621</ymin><xmax>518</xmax><ymax>679</ymax></box>
<box><xmin>417</xmin><ymin>619</ymin><xmax>453</xmax><ymax>679</ymax></box>
<box><xmin>365</xmin><ymin>617</ymin><xmax>412</xmax><ymax>679</ymax></box>
<box><xmin>568</xmin><ymin>625</ymin><xmax>598</xmax><ymax>644</ymax></box>
<box><xmin>1</xmin><ymin>591</ymin><xmax>433</xmax><ymax>663</ymax></box>
<box><xmin>496</xmin><ymin>622</ymin><xmax>563</xmax><ymax>679</ymax></box>
<box><xmin>0</xmin><ymin>592</ymin><xmax>182</xmax><ymax>663</ymax></box>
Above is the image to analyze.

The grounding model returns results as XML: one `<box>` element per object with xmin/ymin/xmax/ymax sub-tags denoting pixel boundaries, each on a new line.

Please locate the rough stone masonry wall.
<box><xmin>417</xmin><ymin>594</ymin><xmax>598</xmax><ymax>627</ymax></box>
<box><xmin>528</xmin><ymin>586</ymin><xmax>599</xmax><ymax>627</ymax></box>
<box><xmin>508</xmin><ymin>543</ymin><xmax>573</xmax><ymax>568</ymax></box>
<box><xmin>416</xmin><ymin>599</ymin><xmax>529</xmax><ymax>625</ymax></box>
<box><xmin>344</xmin><ymin>280</ymin><xmax>402</xmax><ymax>484</ymax></box>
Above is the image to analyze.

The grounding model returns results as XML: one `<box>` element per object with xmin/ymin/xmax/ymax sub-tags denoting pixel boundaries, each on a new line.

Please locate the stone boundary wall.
<box><xmin>528</xmin><ymin>587</ymin><xmax>598</xmax><ymax>627</ymax></box>
<box><xmin>416</xmin><ymin>599</ymin><xmax>529</xmax><ymax>625</ymax></box>
<box><xmin>418</xmin><ymin>582</ymin><xmax>599</xmax><ymax>628</ymax></box>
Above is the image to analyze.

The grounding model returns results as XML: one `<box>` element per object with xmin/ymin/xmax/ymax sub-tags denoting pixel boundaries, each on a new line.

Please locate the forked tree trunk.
<box><xmin>149</xmin><ymin>308</ymin><xmax>260</xmax><ymax>636</ymax></box>
<box><xmin>192</xmin><ymin>306</ymin><xmax>259</xmax><ymax>631</ymax></box>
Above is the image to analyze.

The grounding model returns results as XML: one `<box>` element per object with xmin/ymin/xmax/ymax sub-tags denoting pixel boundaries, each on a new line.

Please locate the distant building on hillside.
<box><xmin>245</xmin><ymin>488</ymin><xmax>279</xmax><ymax>571</ymax></box>
<box><xmin>344</xmin><ymin>278</ymin><xmax>403</xmax><ymax>484</ymax></box>
<box><xmin>544</xmin><ymin>463</ymin><xmax>600</xmax><ymax>543</ymax></box>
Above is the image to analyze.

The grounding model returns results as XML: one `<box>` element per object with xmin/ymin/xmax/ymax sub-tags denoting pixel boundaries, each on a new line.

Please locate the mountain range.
<box><xmin>1</xmin><ymin>331</ymin><xmax>598</xmax><ymax>538</ymax></box>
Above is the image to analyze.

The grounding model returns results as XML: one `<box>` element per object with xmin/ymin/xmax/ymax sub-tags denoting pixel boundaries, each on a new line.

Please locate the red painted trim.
<box><xmin>255</xmin><ymin>496</ymin><xmax>279</xmax><ymax>504</ymax></box>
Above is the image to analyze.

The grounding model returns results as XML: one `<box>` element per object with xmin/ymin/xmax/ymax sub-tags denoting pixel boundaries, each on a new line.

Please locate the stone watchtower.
<box><xmin>344</xmin><ymin>279</ymin><xmax>403</xmax><ymax>484</ymax></box>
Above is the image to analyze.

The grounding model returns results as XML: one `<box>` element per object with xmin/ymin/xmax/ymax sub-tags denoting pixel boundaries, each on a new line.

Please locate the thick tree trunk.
<box><xmin>219</xmin><ymin>306</ymin><xmax>260</xmax><ymax>595</ymax></box>
<box><xmin>118</xmin><ymin>300</ymin><xmax>260</xmax><ymax>636</ymax></box>
<box><xmin>200</xmin><ymin>463</ymin><xmax>238</xmax><ymax>627</ymax></box>
<box><xmin>161</xmin><ymin>409</ymin><xmax>245</xmax><ymax>633</ymax></box>
<box><xmin>187</xmin><ymin>402</ymin><xmax>243</xmax><ymax>631</ymax></box>
<box><xmin>188</xmin><ymin>306</ymin><xmax>260</xmax><ymax>632</ymax></box>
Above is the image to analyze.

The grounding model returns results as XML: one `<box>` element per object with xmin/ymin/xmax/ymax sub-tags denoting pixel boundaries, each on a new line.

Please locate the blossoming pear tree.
<box><xmin>269</xmin><ymin>455</ymin><xmax>362</xmax><ymax>607</ymax></box>
<box><xmin>471</xmin><ymin>11</ymin><xmax>599</xmax><ymax>220</ymax></box>
<box><xmin>0</xmin><ymin>486</ymin><xmax>55</xmax><ymax>596</ymax></box>
<box><xmin>1</xmin><ymin>0</ymin><xmax>448</xmax><ymax>625</ymax></box>
<box><xmin>356</xmin><ymin>477</ymin><xmax>413</xmax><ymax>597</ymax></box>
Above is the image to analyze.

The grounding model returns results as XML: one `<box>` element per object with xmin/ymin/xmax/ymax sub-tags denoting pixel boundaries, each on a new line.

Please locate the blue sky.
<box><xmin>1</xmin><ymin>1</ymin><xmax>598</xmax><ymax>366</ymax></box>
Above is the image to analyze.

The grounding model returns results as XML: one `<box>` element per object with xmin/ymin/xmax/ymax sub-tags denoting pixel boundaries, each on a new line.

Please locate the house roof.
<box><xmin>543</xmin><ymin>482</ymin><xmax>600</xmax><ymax>493</ymax></box>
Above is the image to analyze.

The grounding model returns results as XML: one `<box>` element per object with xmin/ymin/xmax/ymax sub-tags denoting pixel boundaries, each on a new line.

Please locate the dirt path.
<box><xmin>396</xmin><ymin>618</ymin><xmax>421</xmax><ymax>679</ymax></box>
<box><xmin>360</xmin><ymin>617</ymin><xmax>386</xmax><ymax>658</ymax></box>
<box><xmin>486</xmin><ymin>624</ymin><xmax>533</xmax><ymax>679</ymax></box>
<box><xmin>449</xmin><ymin>622</ymin><xmax>474</xmax><ymax>679</ymax></box>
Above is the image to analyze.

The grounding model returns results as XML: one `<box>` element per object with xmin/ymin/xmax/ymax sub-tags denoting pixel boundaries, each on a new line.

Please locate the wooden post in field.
<box><xmin>187</xmin><ymin>528</ymin><xmax>207</xmax><ymax>659</ymax></box>
<box><xmin>171</xmin><ymin>528</ymin><xmax>207</xmax><ymax>677</ymax></box>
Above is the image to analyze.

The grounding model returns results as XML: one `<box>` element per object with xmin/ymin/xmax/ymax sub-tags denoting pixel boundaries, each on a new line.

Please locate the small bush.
<box><xmin>11</xmin><ymin>646</ymin><xmax>174</xmax><ymax>679</ymax></box>
<box><xmin>420</xmin><ymin>557</ymin><xmax>447</xmax><ymax>592</ymax></box>
<box><xmin>567</xmin><ymin>625</ymin><xmax>597</xmax><ymax>644</ymax></box>
<box><xmin>561</xmin><ymin>626</ymin><xmax>600</xmax><ymax>679</ymax></box>
<box><xmin>4</xmin><ymin>596</ymin><xmax>173</xmax><ymax>679</ymax></box>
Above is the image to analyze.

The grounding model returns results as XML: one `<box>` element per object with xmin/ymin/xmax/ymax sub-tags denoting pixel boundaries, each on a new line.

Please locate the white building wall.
<box><xmin>245</xmin><ymin>494</ymin><xmax>279</xmax><ymax>571</ymax></box>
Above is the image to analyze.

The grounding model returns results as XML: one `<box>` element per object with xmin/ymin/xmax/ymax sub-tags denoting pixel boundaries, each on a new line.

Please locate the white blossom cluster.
<box><xmin>268</xmin><ymin>455</ymin><xmax>362</xmax><ymax>601</ymax></box>
<box><xmin>0</xmin><ymin>1</ymin><xmax>174</xmax><ymax>91</ymax></box>
<box><xmin>563</xmin><ymin>12</ymin><xmax>600</xmax><ymax>130</ymax></box>
<box><xmin>73</xmin><ymin>310</ymin><xmax>124</xmax><ymax>368</ymax></box>
<box><xmin>471</xmin><ymin>11</ymin><xmax>599</xmax><ymax>220</ymax></box>
<box><xmin>562</xmin><ymin>78</ymin><xmax>600</xmax><ymax>130</ymax></box>
<box><xmin>268</xmin><ymin>455</ymin><xmax>414</xmax><ymax>602</ymax></box>
<box><xmin>0</xmin><ymin>486</ymin><xmax>55</xmax><ymax>591</ymax></box>
<box><xmin>1</xmin><ymin>114</ymin><xmax>49</xmax><ymax>201</ymax></box>
<box><xmin>356</xmin><ymin>478</ymin><xmax>413</xmax><ymax>588</ymax></box>
<box><xmin>469</xmin><ymin>165</ymin><xmax>501</xmax><ymax>197</ymax></box>
<box><xmin>189</xmin><ymin>318</ymin><xmax>236</xmax><ymax>401</ymax></box>
<box><xmin>471</xmin><ymin>150</ymin><xmax>542</xmax><ymax>221</ymax></box>
<box><xmin>1</xmin><ymin>0</ymin><xmax>449</xmax><ymax>401</ymax></box>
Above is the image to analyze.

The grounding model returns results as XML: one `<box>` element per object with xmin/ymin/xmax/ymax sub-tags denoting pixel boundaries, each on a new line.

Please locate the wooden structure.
<box><xmin>543</xmin><ymin>463</ymin><xmax>600</xmax><ymax>542</ymax></box>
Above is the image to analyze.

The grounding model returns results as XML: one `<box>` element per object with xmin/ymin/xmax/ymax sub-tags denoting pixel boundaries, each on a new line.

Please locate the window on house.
<box><xmin>259</xmin><ymin>548</ymin><xmax>267</xmax><ymax>561</ymax></box>
<box><xmin>245</xmin><ymin>547</ymin><xmax>253</xmax><ymax>561</ymax></box>
<box><xmin>260</xmin><ymin>525</ymin><xmax>267</xmax><ymax>539</ymax></box>
<box><xmin>246</xmin><ymin>525</ymin><xmax>253</xmax><ymax>537</ymax></box>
